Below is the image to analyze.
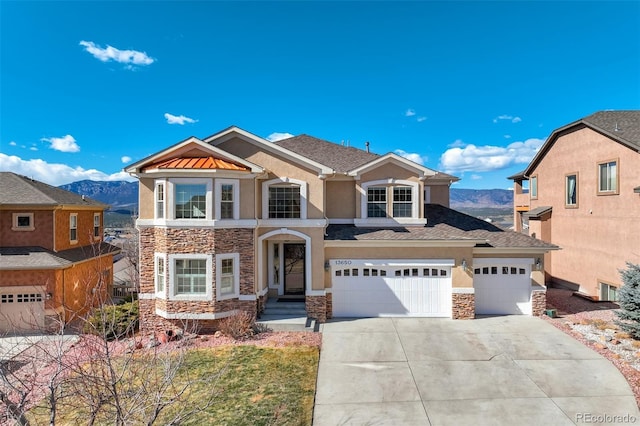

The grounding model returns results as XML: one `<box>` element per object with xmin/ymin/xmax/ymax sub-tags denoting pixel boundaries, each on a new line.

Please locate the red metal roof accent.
<box><xmin>143</xmin><ymin>156</ymin><xmax>249</xmax><ymax>171</ymax></box>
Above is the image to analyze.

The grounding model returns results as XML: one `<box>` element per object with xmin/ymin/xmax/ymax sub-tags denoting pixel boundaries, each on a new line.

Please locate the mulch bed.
<box><xmin>543</xmin><ymin>287</ymin><xmax>640</xmax><ymax>407</ymax></box>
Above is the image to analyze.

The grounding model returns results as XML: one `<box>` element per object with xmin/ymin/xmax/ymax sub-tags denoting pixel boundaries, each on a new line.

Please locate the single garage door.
<box><xmin>0</xmin><ymin>286</ymin><xmax>45</xmax><ymax>333</ymax></box>
<box><xmin>331</xmin><ymin>259</ymin><xmax>453</xmax><ymax>317</ymax></box>
<box><xmin>473</xmin><ymin>258</ymin><xmax>533</xmax><ymax>315</ymax></box>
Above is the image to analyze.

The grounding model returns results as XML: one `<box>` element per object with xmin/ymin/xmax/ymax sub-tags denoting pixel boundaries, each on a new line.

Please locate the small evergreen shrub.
<box><xmin>84</xmin><ymin>300</ymin><xmax>139</xmax><ymax>340</ymax></box>
<box><xmin>615</xmin><ymin>263</ymin><xmax>640</xmax><ymax>339</ymax></box>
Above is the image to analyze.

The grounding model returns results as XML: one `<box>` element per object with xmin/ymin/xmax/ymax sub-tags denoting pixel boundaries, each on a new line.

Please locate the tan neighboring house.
<box><xmin>0</xmin><ymin>173</ymin><xmax>120</xmax><ymax>333</ymax></box>
<box><xmin>510</xmin><ymin>110</ymin><xmax>640</xmax><ymax>300</ymax></box>
<box><xmin>125</xmin><ymin>126</ymin><xmax>557</xmax><ymax>333</ymax></box>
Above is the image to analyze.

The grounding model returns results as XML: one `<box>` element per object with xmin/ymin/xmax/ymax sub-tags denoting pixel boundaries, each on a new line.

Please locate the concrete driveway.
<box><xmin>313</xmin><ymin>316</ymin><xmax>640</xmax><ymax>426</ymax></box>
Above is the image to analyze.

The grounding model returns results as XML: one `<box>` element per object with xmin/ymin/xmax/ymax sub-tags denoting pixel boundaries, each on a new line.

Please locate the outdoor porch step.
<box><xmin>263</xmin><ymin>300</ymin><xmax>306</xmax><ymax>316</ymax></box>
<box><xmin>256</xmin><ymin>314</ymin><xmax>317</xmax><ymax>332</ymax></box>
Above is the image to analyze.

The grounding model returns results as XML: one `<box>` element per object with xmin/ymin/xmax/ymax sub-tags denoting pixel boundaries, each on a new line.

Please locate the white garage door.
<box><xmin>331</xmin><ymin>260</ymin><xmax>453</xmax><ymax>317</ymax></box>
<box><xmin>473</xmin><ymin>259</ymin><xmax>532</xmax><ymax>315</ymax></box>
<box><xmin>0</xmin><ymin>286</ymin><xmax>45</xmax><ymax>333</ymax></box>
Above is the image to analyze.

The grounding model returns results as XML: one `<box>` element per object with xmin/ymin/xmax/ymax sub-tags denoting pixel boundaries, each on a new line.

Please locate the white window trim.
<box><xmin>530</xmin><ymin>176</ymin><xmax>538</xmax><ymax>199</ymax></box>
<box><xmin>154</xmin><ymin>253</ymin><xmax>167</xmax><ymax>298</ymax></box>
<box><xmin>93</xmin><ymin>213</ymin><xmax>101</xmax><ymax>239</ymax></box>
<box><xmin>356</xmin><ymin>179</ymin><xmax>425</xmax><ymax>226</ymax></box>
<box><xmin>168</xmin><ymin>254</ymin><xmax>213</xmax><ymax>301</ymax></box>
<box><xmin>262</xmin><ymin>177</ymin><xmax>308</xmax><ymax>220</ymax></box>
<box><xmin>216</xmin><ymin>253</ymin><xmax>240</xmax><ymax>301</ymax></box>
<box><xmin>215</xmin><ymin>179</ymin><xmax>240</xmax><ymax>220</ymax></box>
<box><xmin>155</xmin><ymin>180</ymin><xmax>166</xmax><ymax>220</ymax></box>
<box><xmin>12</xmin><ymin>213</ymin><xmax>34</xmax><ymax>231</ymax></box>
<box><xmin>70</xmin><ymin>213</ymin><xmax>78</xmax><ymax>244</ymax></box>
<box><xmin>167</xmin><ymin>178</ymin><xmax>213</xmax><ymax>221</ymax></box>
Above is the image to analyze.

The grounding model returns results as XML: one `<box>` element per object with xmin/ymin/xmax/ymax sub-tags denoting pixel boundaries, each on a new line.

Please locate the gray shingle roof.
<box><xmin>582</xmin><ymin>111</ymin><xmax>640</xmax><ymax>150</ymax></box>
<box><xmin>274</xmin><ymin>135</ymin><xmax>381</xmax><ymax>173</ymax></box>
<box><xmin>326</xmin><ymin>204</ymin><xmax>557</xmax><ymax>250</ymax></box>
<box><xmin>0</xmin><ymin>243</ymin><xmax>120</xmax><ymax>269</ymax></box>
<box><xmin>525</xmin><ymin>110</ymin><xmax>640</xmax><ymax>176</ymax></box>
<box><xmin>0</xmin><ymin>173</ymin><xmax>106</xmax><ymax>207</ymax></box>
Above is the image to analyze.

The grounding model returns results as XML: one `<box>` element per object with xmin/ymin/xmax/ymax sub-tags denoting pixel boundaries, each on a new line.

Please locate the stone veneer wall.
<box><xmin>326</xmin><ymin>292</ymin><xmax>333</xmax><ymax>320</ymax></box>
<box><xmin>452</xmin><ymin>292</ymin><xmax>475</xmax><ymax>319</ymax></box>
<box><xmin>531</xmin><ymin>288</ymin><xmax>546</xmax><ymax>316</ymax></box>
<box><xmin>306</xmin><ymin>295</ymin><xmax>327</xmax><ymax>323</ymax></box>
<box><xmin>138</xmin><ymin>226</ymin><xmax>256</xmax><ymax>334</ymax></box>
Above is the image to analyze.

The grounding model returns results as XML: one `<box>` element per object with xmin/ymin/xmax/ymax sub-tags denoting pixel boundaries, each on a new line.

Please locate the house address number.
<box><xmin>334</xmin><ymin>260</ymin><xmax>352</xmax><ymax>265</ymax></box>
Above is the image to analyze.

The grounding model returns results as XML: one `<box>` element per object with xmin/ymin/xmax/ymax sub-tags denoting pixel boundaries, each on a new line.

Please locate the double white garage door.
<box><xmin>330</xmin><ymin>258</ymin><xmax>534</xmax><ymax>318</ymax></box>
<box><xmin>331</xmin><ymin>260</ymin><xmax>453</xmax><ymax>317</ymax></box>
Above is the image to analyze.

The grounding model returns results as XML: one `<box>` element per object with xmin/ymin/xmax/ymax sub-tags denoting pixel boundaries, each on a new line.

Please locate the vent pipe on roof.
<box><xmin>365</xmin><ymin>141</ymin><xmax>370</xmax><ymax>152</ymax></box>
<box><xmin>614</xmin><ymin>122</ymin><xmax>620</xmax><ymax>132</ymax></box>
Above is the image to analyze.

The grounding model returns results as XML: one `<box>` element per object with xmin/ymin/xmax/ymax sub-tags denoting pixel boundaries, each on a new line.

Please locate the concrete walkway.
<box><xmin>313</xmin><ymin>316</ymin><xmax>640</xmax><ymax>426</ymax></box>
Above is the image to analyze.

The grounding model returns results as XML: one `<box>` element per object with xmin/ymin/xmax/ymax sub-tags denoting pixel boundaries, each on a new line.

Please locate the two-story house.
<box><xmin>511</xmin><ymin>110</ymin><xmax>640</xmax><ymax>300</ymax></box>
<box><xmin>0</xmin><ymin>172</ymin><xmax>120</xmax><ymax>333</ymax></box>
<box><xmin>126</xmin><ymin>126</ymin><xmax>556</xmax><ymax>333</ymax></box>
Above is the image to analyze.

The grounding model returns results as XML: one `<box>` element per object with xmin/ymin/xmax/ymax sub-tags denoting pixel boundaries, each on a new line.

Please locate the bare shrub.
<box><xmin>218</xmin><ymin>311</ymin><xmax>257</xmax><ymax>340</ymax></box>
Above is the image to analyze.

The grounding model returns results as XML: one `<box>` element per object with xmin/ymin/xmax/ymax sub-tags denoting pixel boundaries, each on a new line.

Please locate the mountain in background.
<box><xmin>449</xmin><ymin>188</ymin><xmax>513</xmax><ymax>209</ymax></box>
<box><xmin>59</xmin><ymin>180</ymin><xmax>138</xmax><ymax>211</ymax></box>
<box><xmin>59</xmin><ymin>180</ymin><xmax>513</xmax><ymax>210</ymax></box>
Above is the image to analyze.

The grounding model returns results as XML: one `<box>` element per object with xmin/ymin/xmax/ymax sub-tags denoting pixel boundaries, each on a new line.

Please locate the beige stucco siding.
<box><xmin>138</xmin><ymin>178</ymin><xmax>155</xmax><ymax>220</ymax></box>
<box><xmin>325</xmin><ymin>180</ymin><xmax>356</xmax><ymax>219</ymax></box>
<box><xmin>529</xmin><ymin>127</ymin><xmax>640</xmax><ymax>295</ymax></box>
<box><xmin>428</xmin><ymin>184</ymin><xmax>451</xmax><ymax>207</ymax></box>
<box><xmin>218</xmin><ymin>137</ymin><xmax>325</xmax><ymax>220</ymax></box>
<box><xmin>324</xmin><ymin>246</ymin><xmax>473</xmax><ymax>289</ymax></box>
<box><xmin>360</xmin><ymin>163</ymin><xmax>421</xmax><ymax>182</ymax></box>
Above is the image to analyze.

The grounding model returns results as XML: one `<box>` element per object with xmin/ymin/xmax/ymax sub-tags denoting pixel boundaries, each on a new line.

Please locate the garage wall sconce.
<box><xmin>536</xmin><ymin>258</ymin><xmax>542</xmax><ymax>271</ymax></box>
<box><xmin>46</xmin><ymin>292</ymin><xmax>53</xmax><ymax>300</ymax></box>
<box><xmin>324</xmin><ymin>261</ymin><xmax>330</xmax><ymax>271</ymax></box>
<box><xmin>461</xmin><ymin>259</ymin><xmax>467</xmax><ymax>271</ymax></box>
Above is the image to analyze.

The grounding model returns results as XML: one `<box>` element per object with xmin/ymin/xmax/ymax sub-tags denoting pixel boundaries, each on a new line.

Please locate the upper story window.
<box><xmin>365</xmin><ymin>184</ymin><xmax>415</xmax><ymax>219</ymax></box>
<box><xmin>565</xmin><ymin>173</ymin><xmax>578</xmax><ymax>207</ymax></box>
<box><xmin>269</xmin><ymin>185</ymin><xmax>300</xmax><ymax>218</ymax></box>
<box><xmin>70</xmin><ymin>213</ymin><xmax>78</xmax><ymax>242</ymax></box>
<box><xmin>393</xmin><ymin>187</ymin><xmax>412</xmax><ymax>217</ymax></box>
<box><xmin>598</xmin><ymin>160</ymin><xmax>618</xmax><ymax>194</ymax></box>
<box><xmin>262</xmin><ymin>178</ymin><xmax>307</xmax><ymax>221</ymax></box>
<box><xmin>175</xmin><ymin>184</ymin><xmax>207</xmax><ymax>219</ymax></box>
<box><xmin>12</xmin><ymin>213</ymin><xmax>34</xmax><ymax>231</ymax></box>
<box><xmin>155</xmin><ymin>182</ymin><xmax>165</xmax><ymax>219</ymax></box>
<box><xmin>93</xmin><ymin>213</ymin><xmax>101</xmax><ymax>238</ymax></box>
<box><xmin>530</xmin><ymin>176</ymin><xmax>538</xmax><ymax>199</ymax></box>
<box><xmin>367</xmin><ymin>187</ymin><xmax>387</xmax><ymax>217</ymax></box>
<box><xmin>215</xmin><ymin>179</ymin><xmax>239</xmax><ymax>220</ymax></box>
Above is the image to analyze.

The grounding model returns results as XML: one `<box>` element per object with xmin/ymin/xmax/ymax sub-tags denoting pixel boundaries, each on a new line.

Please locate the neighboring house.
<box><xmin>125</xmin><ymin>126</ymin><xmax>556</xmax><ymax>333</ymax></box>
<box><xmin>511</xmin><ymin>110</ymin><xmax>640</xmax><ymax>301</ymax></box>
<box><xmin>0</xmin><ymin>173</ymin><xmax>120</xmax><ymax>333</ymax></box>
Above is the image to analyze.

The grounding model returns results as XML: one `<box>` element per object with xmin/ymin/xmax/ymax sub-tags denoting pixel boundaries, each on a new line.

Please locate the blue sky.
<box><xmin>2</xmin><ymin>1</ymin><xmax>639</xmax><ymax>189</ymax></box>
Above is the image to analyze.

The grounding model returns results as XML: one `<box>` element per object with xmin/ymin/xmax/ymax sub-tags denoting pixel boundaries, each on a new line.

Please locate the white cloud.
<box><xmin>9</xmin><ymin>141</ymin><xmax>16</xmax><ymax>146</ymax></box>
<box><xmin>504</xmin><ymin>134</ymin><xmax>512</xmax><ymax>139</ymax></box>
<box><xmin>41</xmin><ymin>135</ymin><xmax>80</xmax><ymax>153</ymax></box>
<box><xmin>79</xmin><ymin>41</ymin><xmax>155</xmax><ymax>67</ymax></box>
<box><xmin>0</xmin><ymin>153</ymin><xmax>136</xmax><ymax>186</ymax></box>
<box><xmin>121</xmin><ymin>156</ymin><xmax>132</xmax><ymax>163</ymax></box>
<box><xmin>493</xmin><ymin>115</ymin><xmax>522</xmax><ymax>124</ymax></box>
<box><xmin>417</xmin><ymin>116</ymin><xmax>427</xmax><ymax>122</ymax></box>
<box><xmin>30</xmin><ymin>146</ymin><xmax>38</xmax><ymax>151</ymax></box>
<box><xmin>266</xmin><ymin>132</ymin><xmax>294</xmax><ymax>142</ymax></box>
<box><xmin>448</xmin><ymin>139</ymin><xmax>466</xmax><ymax>148</ymax></box>
<box><xmin>164</xmin><ymin>113</ymin><xmax>197</xmax><ymax>125</ymax></box>
<box><xmin>439</xmin><ymin>137</ymin><xmax>544</xmax><ymax>173</ymax></box>
<box><xmin>394</xmin><ymin>149</ymin><xmax>427</xmax><ymax>165</ymax></box>
<box><xmin>405</xmin><ymin>109</ymin><xmax>416</xmax><ymax>117</ymax></box>
<box><xmin>470</xmin><ymin>174</ymin><xmax>482</xmax><ymax>180</ymax></box>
